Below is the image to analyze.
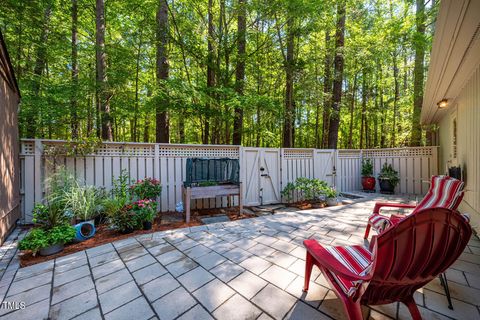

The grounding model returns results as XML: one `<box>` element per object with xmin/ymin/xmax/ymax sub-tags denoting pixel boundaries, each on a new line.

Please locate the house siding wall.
<box><xmin>0</xmin><ymin>69</ymin><xmax>21</xmax><ymax>244</ymax></box>
<box><xmin>438</xmin><ymin>64</ymin><xmax>480</xmax><ymax>233</ymax></box>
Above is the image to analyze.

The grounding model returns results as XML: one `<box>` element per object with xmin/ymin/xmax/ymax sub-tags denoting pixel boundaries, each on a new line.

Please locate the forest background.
<box><xmin>0</xmin><ymin>0</ymin><xmax>437</xmax><ymax>149</ymax></box>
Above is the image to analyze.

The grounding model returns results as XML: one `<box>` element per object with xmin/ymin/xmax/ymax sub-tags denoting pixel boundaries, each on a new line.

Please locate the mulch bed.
<box><xmin>190</xmin><ymin>206</ymin><xmax>256</xmax><ymax>221</ymax></box>
<box><xmin>19</xmin><ymin>206</ymin><xmax>255</xmax><ymax>267</ymax></box>
<box><xmin>291</xmin><ymin>201</ymin><xmax>328</xmax><ymax>210</ymax></box>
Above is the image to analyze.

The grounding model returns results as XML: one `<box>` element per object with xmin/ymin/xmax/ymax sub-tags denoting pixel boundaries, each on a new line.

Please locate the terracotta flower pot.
<box><xmin>361</xmin><ymin>176</ymin><xmax>376</xmax><ymax>191</ymax></box>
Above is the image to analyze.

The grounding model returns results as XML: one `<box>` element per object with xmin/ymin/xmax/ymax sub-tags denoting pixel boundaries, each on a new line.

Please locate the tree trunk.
<box><xmin>70</xmin><ymin>0</ymin><xmax>79</xmax><ymax>139</ymax></box>
<box><xmin>156</xmin><ymin>0</ymin><xmax>169</xmax><ymax>143</ymax></box>
<box><xmin>373</xmin><ymin>75</ymin><xmax>379</xmax><ymax>147</ymax></box>
<box><xmin>233</xmin><ymin>0</ymin><xmax>246</xmax><ymax>146</ymax></box>
<box><xmin>28</xmin><ymin>3</ymin><xmax>52</xmax><ymax>138</ymax></box>
<box><xmin>204</xmin><ymin>0</ymin><xmax>215</xmax><ymax>144</ymax></box>
<box><xmin>348</xmin><ymin>73</ymin><xmax>357</xmax><ymax>148</ymax></box>
<box><xmin>392</xmin><ymin>52</ymin><xmax>399</xmax><ymax>147</ymax></box>
<box><xmin>283</xmin><ymin>14</ymin><xmax>295</xmax><ymax>148</ymax></box>
<box><xmin>411</xmin><ymin>0</ymin><xmax>425</xmax><ymax>146</ymax></box>
<box><xmin>133</xmin><ymin>31</ymin><xmax>142</xmax><ymax>142</ymax></box>
<box><xmin>321</xmin><ymin>31</ymin><xmax>332</xmax><ymax>148</ymax></box>
<box><xmin>96</xmin><ymin>0</ymin><xmax>112</xmax><ymax>141</ymax></box>
<box><xmin>327</xmin><ymin>0</ymin><xmax>346</xmax><ymax>149</ymax></box>
<box><xmin>360</xmin><ymin>71</ymin><xmax>367</xmax><ymax>149</ymax></box>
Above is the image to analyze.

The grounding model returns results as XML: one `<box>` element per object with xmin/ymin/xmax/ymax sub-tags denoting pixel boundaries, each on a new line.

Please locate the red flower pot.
<box><xmin>362</xmin><ymin>176</ymin><xmax>376</xmax><ymax>191</ymax></box>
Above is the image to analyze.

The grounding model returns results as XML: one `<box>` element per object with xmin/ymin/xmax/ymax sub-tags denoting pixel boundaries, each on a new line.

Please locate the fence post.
<box><xmin>238</xmin><ymin>146</ymin><xmax>245</xmax><ymax>202</ymax></box>
<box><xmin>432</xmin><ymin>146</ymin><xmax>439</xmax><ymax>175</ymax></box>
<box><xmin>154</xmin><ymin>144</ymin><xmax>160</xmax><ymax>180</ymax></box>
<box><xmin>360</xmin><ymin>149</ymin><xmax>364</xmax><ymax>190</ymax></box>
<box><xmin>154</xmin><ymin>144</ymin><xmax>160</xmax><ymax>211</ymax></box>
<box><xmin>34</xmin><ymin>139</ymin><xmax>43</xmax><ymax>205</ymax></box>
<box><xmin>334</xmin><ymin>149</ymin><xmax>339</xmax><ymax>190</ymax></box>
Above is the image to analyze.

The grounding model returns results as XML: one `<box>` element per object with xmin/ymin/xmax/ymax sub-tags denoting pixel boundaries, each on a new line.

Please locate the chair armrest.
<box><xmin>303</xmin><ymin>239</ymin><xmax>372</xmax><ymax>282</ymax></box>
<box><xmin>373</xmin><ymin>202</ymin><xmax>417</xmax><ymax>214</ymax></box>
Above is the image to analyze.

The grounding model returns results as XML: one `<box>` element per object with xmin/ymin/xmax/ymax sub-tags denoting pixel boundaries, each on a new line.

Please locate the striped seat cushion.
<box><xmin>324</xmin><ymin>245</ymin><xmax>373</xmax><ymax>297</ymax></box>
<box><xmin>413</xmin><ymin>175</ymin><xmax>464</xmax><ymax>213</ymax></box>
<box><xmin>368</xmin><ymin>214</ymin><xmax>392</xmax><ymax>233</ymax></box>
<box><xmin>368</xmin><ymin>176</ymin><xmax>464</xmax><ymax>235</ymax></box>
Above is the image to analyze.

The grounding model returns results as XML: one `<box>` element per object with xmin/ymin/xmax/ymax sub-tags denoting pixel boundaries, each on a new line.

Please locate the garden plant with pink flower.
<box><xmin>130</xmin><ymin>178</ymin><xmax>162</xmax><ymax>200</ymax></box>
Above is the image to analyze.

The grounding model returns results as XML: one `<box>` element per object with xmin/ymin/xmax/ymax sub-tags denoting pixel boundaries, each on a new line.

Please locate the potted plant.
<box><xmin>65</xmin><ymin>185</ymin><xmax>103</xmax><ymax>224</ymax></box>
<box><xmin>361</xmin><ymin>158</ymin><xmax>376</xmax><ymax>192</ymax></box>
<box><xmin>19</xmin><ymin>224</ymin><xmax>76</xmax><ymax>256</ymax></box>
<box><xmin>109</xmin><ymin>205</ymin><xmax>139</xmax><ymax>234</ymax></box>
<box><xmin>323</xmin><ymin>186</ymin><xmax>339</xmax><ymax>206</ymax></box>
<box><xmin>132</xmin><ymin>199</ymin><xmax>157</xmax><ymax>230</ymax></box>
<box><xmin>378</xmin><ymin>163</ymin><xmax>400</xmax><ymax>194</ymax></box>
<box><xmin>130</xmin><ymin>178</ymin><xmax>162</xmax><ymax>200</ymax></box>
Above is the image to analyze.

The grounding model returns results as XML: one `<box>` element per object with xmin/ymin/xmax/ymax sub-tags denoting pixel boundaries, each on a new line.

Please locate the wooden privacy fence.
<box><xmin>19</xmin><ymin>139</ymin><xmax>438</xmax><ymax>223</ymax></box>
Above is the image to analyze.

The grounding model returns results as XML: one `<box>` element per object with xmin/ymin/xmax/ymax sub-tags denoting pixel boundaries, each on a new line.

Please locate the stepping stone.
<box><xmin>200</xmin><ymin>215</ymin><xmax>230</xmax><ymax>224</ymax></box>
<box><xmin>242</xmin><ymin>208</ymin><xmax>256</xmax><ymax>215</ymax></box>
<box><xmin>273</xmin><ymin>207</ymin><xmax>299</xmax><ymax>213</ymax></box>
<box><xmin>161</xmin><ymin>213</ymin><xmax>184</xmax><ymax>224</ymax></box>
<box><xmin>251</xmin><ymin>204</ymin><xmax>285</xmax><ymax>213</ymax></box>
<box><xmin>255</xmin><ymin>212</ymin><xmax>274</xmax><ymax>217</ymax></box>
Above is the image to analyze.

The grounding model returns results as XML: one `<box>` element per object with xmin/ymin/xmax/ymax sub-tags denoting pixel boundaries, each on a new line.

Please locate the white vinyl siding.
<box><xmin>439</xmin><ymin>65</ymin><xmax>480</xmax><ymax>230</ymax></box>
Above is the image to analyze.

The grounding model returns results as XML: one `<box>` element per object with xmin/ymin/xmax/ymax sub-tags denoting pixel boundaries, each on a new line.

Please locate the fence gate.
<box><xmin>313</xmin><ymin>149</ymin><xmax>336</xmax><ymax>187</ymax></box>
<box><xmin>242</xmin><ymin>148</ymin><xmax>281</xmax><ymax>206</ymax></box>
<box><xmin>259</xmin><ymin>148</ymin><xmax>281</xmax><ymax>205</ymax></box>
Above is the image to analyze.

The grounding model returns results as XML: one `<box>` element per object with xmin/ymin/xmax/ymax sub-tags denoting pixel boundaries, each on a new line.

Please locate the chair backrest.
<box><xmin>413</xmin><ymin>175</ymin><xmax>464</xmax><ymax>213</ymax></box>
<box><xmin>362</xmin><ymin>207</ymin><xmax>471</xmax><ymax>305</ymax></box>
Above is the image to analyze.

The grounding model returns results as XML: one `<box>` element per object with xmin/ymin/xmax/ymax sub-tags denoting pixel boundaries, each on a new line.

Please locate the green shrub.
<box><xmin>197</xmin><ymin>181</ymin><xmax>217</xmax><ymax>187</ymax></box>
<box><xmin>323</xmin><ymin>186</ymin><xmax>338</xmax><ymax>198</ymax></box>
<box><xmin>281</xmin><ymin>182</ymin><xmax>296</xmax><ymax>202</ymax></box>
<box><xmin>64</xmin><ymin>185</ymin><xmax>104</xmax><ymax>221</ymax></box>
<box><xmin>281</xmin><ymin>178</ymin><xmax>333</xmax><ymax>203</ymax></box>
<box><xmin>295</xmin><ymin>178</ymin><xmax>328</xmax><ymax>201</ymax></box>
<box><xmin>112</xmin><ymin>170</ymin><xmax>132</xmax><ymax>200</ymax></box>
<box><xmin>19</xmin><ymin>225</ymin><xmax>76</xmax><ymax>255</ymax></box>
<box><xmin>46</xmin><ymin>168</ymin><xmax>78</xmax><ymax>209</ymax></box>
<box><xmin>109</xmin><ymin>205</ymin><xmax>141</xmax><ymax>232</ymax></box>
<box><xmin>361</xmin><ymin>158</ymin><xmax>374</xmax><ymax>176</ymax></box>
<box><xmin>32</xmin><ymin>203</ymin><xmax>72</xmax><ymax>229</ymax></box>
<box><xmin>131</xmin><ymin>199</ymin><xmax>157</xmax><ymax>223</ymax></box>
<box><xmin>101</xmin><ymin>196</ymin><xmax>129</xmax><ymax>217</ymax></box>
<box><xmin>130</xmin><ymin>178</ymin><xmax>162</xmax><ymax>200</ymax></box>
<box><xmin>378</xmin><ymin>163</ymin><xmax>400</xmax><ymax>187</ymax></box>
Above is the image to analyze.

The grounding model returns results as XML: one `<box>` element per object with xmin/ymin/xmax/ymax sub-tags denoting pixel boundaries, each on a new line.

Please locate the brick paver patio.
<box><xmin>0</xmin><ymin>195</ymin><xmax>479</xmax><ymax>320</ymax></box>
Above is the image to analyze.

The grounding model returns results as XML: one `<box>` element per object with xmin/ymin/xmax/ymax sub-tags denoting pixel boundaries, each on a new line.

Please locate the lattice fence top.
<box><xmin>95</xmin><ymin>144</ymin><xmax>155</xmax><ymax>156</ymax></box>
<box><xmin>21</xmin><ymin>141</ymin><xmax>35</xmax><ymax>155</ymax></box>
<box><xmin>20</xmin><ymin>140</ymin><xmax>436</xmax><ymax>160</ymax></box>
<box><xmin>158</xmin><ymin>145</ymin><xmax>239</xmax><ymax>158</ymax></box>
<box><xmin>20</xmin><ymin>140</ymin><xmax>240</xmax><ymax>158</ymax></box>
<box><xmin>363</xmin><ymin>147</ymin><xmax>436</xmax><ymax>158</ymax></box>
<box><xmin>282</xmin><ymin>148</ymin><xmax>313</xmax><ymax>159</ymax></box>
<box><xmin>338</xmin><ymin>149</ymin><xmax>361</xmax><ymax>158</ymax></box>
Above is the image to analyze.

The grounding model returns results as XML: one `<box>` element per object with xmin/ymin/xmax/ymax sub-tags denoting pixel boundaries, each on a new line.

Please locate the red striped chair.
<box><xmin>364</xmin><ymin>175</ymin><xmax>464</xmax><ymax>239</ymax></box>
<box><xmin>303</xmin><ymin>208</ymin><xmax>472</xmax><ymax>320</ymax></box>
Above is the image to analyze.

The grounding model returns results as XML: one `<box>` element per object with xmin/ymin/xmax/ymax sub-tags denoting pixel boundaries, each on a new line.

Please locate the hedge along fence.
<box><xmin>19</xmin><ymin>139</ymin><xmax>439</xmax><ymax>223</ymax></box>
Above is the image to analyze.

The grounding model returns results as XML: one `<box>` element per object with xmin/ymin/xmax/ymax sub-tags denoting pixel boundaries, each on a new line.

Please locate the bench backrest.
<box><xmin>184</xmin><ymin>158</ymin><xmax>240</xmax><ymax>187</ymax></box>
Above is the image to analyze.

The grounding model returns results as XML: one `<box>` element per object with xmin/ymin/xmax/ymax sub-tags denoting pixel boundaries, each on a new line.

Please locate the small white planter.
<box><xmin>326</xmin><ymin>198</ymin><xmax>338</xmax><ymax>207</ymax></box>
